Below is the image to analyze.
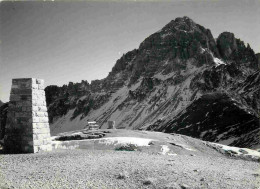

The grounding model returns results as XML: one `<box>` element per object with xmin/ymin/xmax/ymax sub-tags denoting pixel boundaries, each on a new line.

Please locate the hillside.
<box><xmin>1</xmin><ymin>16</ymin><xmax>258</xmax><ymax>149</ymax></box>
<box><xmin>43</xmin><ymin>17</ymin><xmax>259</xmax><ymax>148</ymax></box>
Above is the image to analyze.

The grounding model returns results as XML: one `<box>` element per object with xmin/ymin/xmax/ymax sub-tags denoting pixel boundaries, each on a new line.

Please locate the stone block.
<box><xmin>22</xmin><ymin>106</ymin><xmax>32</xmax><ymax>112</ymax></box>
<box><xmin>15</xmin><ymin>112</ymin><xmax>31</xmax><ymax>118</ymax></box>
<box><xmin>32</xmin><ymin>90</ymin><xmax>45</xmax><ymax>95</ymax></box>
<box><xmin>24</xmin><ymin>145</ymin><xmax>34</xmax><ymax>153</ymax></box>
<box><xmin>32</xmin><ymin>123</ymin><xmax>46</xmax><ymax>129</ymax></box>
<box><xmin>13</xmin><ymin>105</ymin><xmax>24</xmax><ymax>111</ymax></box>
<box><xmin>13</xmin><ymin>78</ymin><xmax>32</xmax><ymax>83</ymax></box>
<box><xmin>33</xmin><ymin>146</ymin><xmax>40</xmax><ymax>153</ymax></box>
<box><xmin>7</xmin><ymin>112</ymin><xmax>16</xmax><ymax>119</ymax></box>
<box><xmin>17</xmin><ymin>101</ymin><xmax>31</xmax><ymax>107</ymax></box>
<box><xmin>10</xmin><ymin>94</ymin><xmax>21</xmax><ymax>101</ymax></box>
<box><xmin>38</xmin><ymin>84</ymin><xmax>45</xmax><ymax>90</ymax></box>
<box><xmin>13</xmin><ymin>79</ymin><xmax>32</xmax><ymax>89</ymax></box>
<box><xmin>42</xmin><ymin>139</ymin><xmax>51</xmax><ymax>145</ymax></box>
<box><xmin>13</xmin><ymin>106</ymin><xmax>23</xmax><ymax>112</ymax></box>
<box><xmin>33</xmin><ymin>133</ymin><xmax>49</xmax><ymax>141</ymax></box>
<box><xmin>32</xmin><ymin>100</ymin><xmax>45</xmax><ymax>106</ymax></box>
<box><xmin>35</xmin><ymin>96</ymin><xmax>45</xmax><ymax>101</ymax></box>
<box><xmin>39</xmin><ymin>144</ymin><xmax>52</xmax><ymax>151</ymax></box>
<box><xmin>32</xmin><ymin>117</ymin><xmax>40</xmax><ymax>123</ymax></box>
<box><xmin>34</xmin><ymin>95</ymin><xmax>45</xmax><ymax>100</ymax></box>
<box><xmin>10</xmin><ymin>88</ymin><xmax>18</xmax><ymax>94</ymax></box>
<box><xmin>16</xmin><ymin>117</ymin><xmax>32</xmax><ymax>124</ymax></box>
<box><xmin>36</xmin><ymin>79</ymin><xmax>44</xmax><ymax>84</ymax></box>
<box><xmin>21</xmin><ymin>130</ymin><xmax>34</xmax><ymax>137</ymax></box>
<box><xmin>34</xmin><ymin>92</ymin><xmax>42</xmax><ymax>97</ymax></box>
<box><xmin>9</xmin><ymin>101</ymin><xmax>17</xmax><ymax>106</ymax></box>
<box><xmin>39</xmin><ymin>117</ymin><xmax>49</xmax><ymax>123</ymax></box>
<box><xmin>32</xmin><ymin>95</ymin><xmax>37</xmax><ymax>100</ymax></box>
<box><xmin>32</xmin><ymin>84</ymin><xmax>38</xmax><ymax>89</ymax></box>
<box><xmin>32</xmin><ymin>111</ymin><xmax>46</xmax><ymax>117</ymax></box>
<box><xmin>11</xmin><ymin>88</ymin><xmax>32</xmax><ymax>95</ymax></box>
<box><xmin>33</xmin><ymin>127</ymin><xmax>50</xmax><ymax>134</ymax></box>
<box><xmin>20</xmin><ymin>95</ymin><xmax>32</xmax><ymax>101</ymax></box>
<box><xmin>13</xmin><ymin>79</ymin><xmax>32</xmax><ymax>88</ymax></box>
<box><xmin>32</xmin><ymin>106</ymin><xmax>39</xmax><ymax>111</ymax></box>
<box><xmin>31</xmin><ymin>78</ymin><xmax>37</xmax><ymax>84</ymax></box>
<box><xmin>38</xmin><ymin>106</ymin><xmax>47</xmax><ymax>112</ymax></box>
<box><xmin>33</xmin><ymin>133</ymin><xmax>41</xmax><ymax>140</ymax></box>
<box><xmin>21</xmin><ymin>140</ymin><xmax>34</xmax><ymax>146</ymax></box>
<box><xmin>11</xmin><ymin>84</ymin><xmax>19</xmax><ymax>89</ymax></box>
<box><xmin>33</xmin><ymin>139</ymin><xmax>43</xmax><ymax>146</ymax></box>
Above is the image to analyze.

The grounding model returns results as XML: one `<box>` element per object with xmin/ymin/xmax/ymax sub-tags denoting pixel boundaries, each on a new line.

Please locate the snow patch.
<box><xmin>154</xmin><ymin>71</ymin><xmax>175</xmax><ymax>81</ymax></box>
<box><xmin>168</xmin><ymin>153</ymin><xmax>177</xmax><ymax>156</ymax></box>
<box><xmin>200</xmin><ymin>131</ymin><xmax>208</xmax><ymax>138</ymax></box>
<box><xmin>160</xmin><ymin>145</ymin><xmax>170</xmax><ymax>155</ymax></box>
<box><xmin>219</xmin><ymin>137</ymin><xmax>239</xmax><ymax>145</ymax></box>
<box><xmin>200</xmin><ymin>47</ymin><xmax>206</xmax><ymax>53</ymax></box>
<box><xmin>161</xmin><ymin>32</ymin><xmax>171</xmax><ymax>38</ymax></box>
<box><xmin>211</xmin><ymin>142</ymin><xmax>260</xmax><ymax>159</ymax></box>
<box><xmin>214</xmin><ymin>58</ymin><xmax>226</xmax><ymax>66</ymax></box>
<box><xmin>98</xmin><ymin>137</ymin><xmax>155</xmax><ymax>146</ymax></box>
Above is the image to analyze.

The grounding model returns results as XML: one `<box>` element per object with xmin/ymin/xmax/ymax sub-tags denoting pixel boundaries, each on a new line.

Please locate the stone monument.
<box><xmin>4</xmin><ymin>78</ymin><xmax>52</xmax><ymax>153</ymax></box>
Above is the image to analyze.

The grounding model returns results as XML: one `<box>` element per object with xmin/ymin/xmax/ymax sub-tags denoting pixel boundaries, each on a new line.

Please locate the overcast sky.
<box><xmin>0</xmin><ymin>0</ymin><xmax>259</xmax><ymax>102</ymax></box>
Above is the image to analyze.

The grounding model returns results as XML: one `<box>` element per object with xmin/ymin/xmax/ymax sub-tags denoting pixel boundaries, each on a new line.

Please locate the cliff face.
<box><xmin>256</xmin><ymin>53</ymin><xmax>260</xmax><ymax>69</ymax></box>
<box><xmin>2</xmin><ymin>16</ymin><xmax>257</xmax><ymax>148</ymax></box>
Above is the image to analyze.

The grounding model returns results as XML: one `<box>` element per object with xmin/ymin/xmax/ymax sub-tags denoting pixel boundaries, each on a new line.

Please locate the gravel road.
<box><xmin>0</xmin><ymin>148</ymin><xmax>259</xmax><ymax>189</ymax></box>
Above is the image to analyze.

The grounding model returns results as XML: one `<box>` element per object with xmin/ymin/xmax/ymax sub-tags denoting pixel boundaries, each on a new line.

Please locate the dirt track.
<box><xmin>0</xmin><ymin>148</ymin><xmax>259</xmax><ymax>189</ymax></box>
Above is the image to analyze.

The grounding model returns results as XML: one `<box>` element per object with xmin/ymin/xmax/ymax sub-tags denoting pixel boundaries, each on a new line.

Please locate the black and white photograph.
<box><xmin>0</xmin><ymin>0</ymin><xmax>260</xmax><ymax>188</ymax></box>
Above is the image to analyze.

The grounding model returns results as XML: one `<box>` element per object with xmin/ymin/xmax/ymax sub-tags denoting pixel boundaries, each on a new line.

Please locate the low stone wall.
<box><xmin>4</xmin><ymin>78</ymin><xmax>52</xmax><ymax>153</ymax></box>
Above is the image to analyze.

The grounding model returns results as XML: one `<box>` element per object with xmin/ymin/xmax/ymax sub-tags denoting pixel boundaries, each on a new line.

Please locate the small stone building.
<box><xmin>107</xmin><ymin>120</ymin><xmax>116</xmax><ymax>129</ymax></box>
<box><xmin>86</xmin><ymin>121</ymin><xmax>99</xmax><ymax>130</ymax></box>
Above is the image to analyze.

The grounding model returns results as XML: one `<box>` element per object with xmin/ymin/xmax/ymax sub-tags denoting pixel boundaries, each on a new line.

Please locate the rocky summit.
<box><xmin>2</xmin><ymin>17</ymin><xmax>259</xmax><ymax>149</ymax></box>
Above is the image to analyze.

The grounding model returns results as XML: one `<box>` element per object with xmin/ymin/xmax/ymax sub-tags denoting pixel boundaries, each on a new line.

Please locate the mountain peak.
<box><xmin>109</xmin><ymin>16</ymin><xmax>224</xmax><ymax>85</ymax></box>
<box><xmin>162</xmin><ymin>16</ymin><xmax>197</xmax><ymax>33</ymax></box>
<box><xmin>174</xmin><ymin>16</ymin><xmax>195</xmax><ymax>23</ymax></box>
<box><xmin>170</xmin><ymin>16</ymin><xmax>195</xmax><ymax>25</ymax></box>
<box><xmin>20</xmin><ymin>17</ymin><xmax>260</xmax><ymax>150</ymax></box>
<box><xmin>217</xmin><ymin>31</ymin><xmax>258</xmax><ymax>69</ymax></box>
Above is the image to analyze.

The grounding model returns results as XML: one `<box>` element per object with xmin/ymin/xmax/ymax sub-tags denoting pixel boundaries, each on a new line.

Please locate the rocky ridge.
<box><xmin>45</xmin><ymin>17</ymin><xmax>259</xmax><ymax>149</ymax></box>
<box><xmin>1</xmin><ymin>16</ymin><xmax>259</xmax><ymax>149</ymax></box>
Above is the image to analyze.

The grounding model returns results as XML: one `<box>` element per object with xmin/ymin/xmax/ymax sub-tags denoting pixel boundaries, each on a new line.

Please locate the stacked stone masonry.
<box><xmin>4</xmin><ymin>78</ymin><xmax>52</xmax><ymax>153</ymax></box>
